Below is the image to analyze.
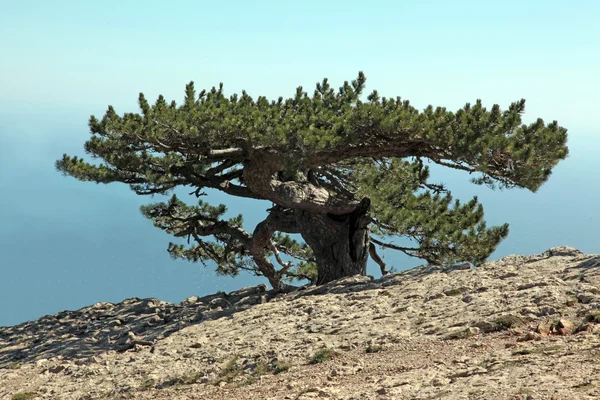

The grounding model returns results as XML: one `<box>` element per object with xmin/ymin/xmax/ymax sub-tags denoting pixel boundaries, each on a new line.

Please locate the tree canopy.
<box><xmin>56</xmin><ymin>72</ymin><xmax>569</xmax><ymax>290</ymax></box>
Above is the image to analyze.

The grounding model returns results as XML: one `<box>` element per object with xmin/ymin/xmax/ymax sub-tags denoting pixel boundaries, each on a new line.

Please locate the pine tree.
<box><xmin>56</xmin><ymin>73</ymin><xmax>568</xmax><ymax>290</ymax></box>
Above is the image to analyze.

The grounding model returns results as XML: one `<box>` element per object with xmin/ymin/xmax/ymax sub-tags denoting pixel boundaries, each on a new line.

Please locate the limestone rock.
<box><xmin>2</xmin><ymin>246</ymin><xmax>600</xmax><ymax>400</ymax></box>
<box><xmin>554</xmin><ymin>319</ymin><xmax>576</xmax><ymax>335</ymax></box>
<box><xmin>542</xmin><ymin>246</ymin><xmax>583</xmax><ymax>258</ymax></box>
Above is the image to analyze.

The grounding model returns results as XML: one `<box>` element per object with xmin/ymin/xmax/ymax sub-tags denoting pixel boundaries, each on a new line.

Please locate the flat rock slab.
<box><xmin>2</xmin><ymin>246</ymin><xmax>600</xmax><ymax>399</ymax></box>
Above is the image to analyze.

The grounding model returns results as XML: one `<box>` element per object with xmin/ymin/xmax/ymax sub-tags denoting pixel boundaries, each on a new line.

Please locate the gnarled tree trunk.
<box><xmin>243</xmin><ymin>157</ymin><xmax>372</xmax><ymax>287</ymax></box>
<box><xmin>299</xmin><ymin>198</ymin><xmax>371</xmax><ymax>285</ymax></box>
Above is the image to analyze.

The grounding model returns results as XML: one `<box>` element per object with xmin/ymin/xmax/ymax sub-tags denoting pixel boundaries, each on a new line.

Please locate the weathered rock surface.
<box><xmin>2</xmin><ymin>246</ymin><xmax>600</xmax><ymax>399</ymax></box>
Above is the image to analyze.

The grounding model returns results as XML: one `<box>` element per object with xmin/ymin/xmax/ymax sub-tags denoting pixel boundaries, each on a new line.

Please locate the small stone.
<box><xmin>543</xmin><ymin>246</ymin><xmax>583</xmax><ymax>258</ymax></box>
<box><xmin>517</xmin><ymin>281</ymin><xmax>549</xmax><ymax>291</ymax></box>
<box><xmin>48</xmin><ymin>365</ymin><xmax>65</xmax><ymax>374</ymax></box>
<box><xmin>376</xmin><ymin>387</ymin><xmax>388</xmax><ymax>395</ymax></box>
<box><xmin>468</xmin><ymin>327</ymin><xmax>480</xmax><ymax>335</ymax></box>
<box><xmin>536</xmin><ymin>322</ymin><xmax>552</xmax><ymax>336</ymax></box>
<box><xmin>520</xmin><ymin>307</ymin><xmax>538</xmax><ymax>316</ymax></box>
<box><xmin>425</xmin><ymin>293</ymin><xmax>445</xmax><ymax>302</ymax></box>
<box><xmin>443</xmin><ymin>287</ymin><xmax>469</xmax><ymax>296</ymax></box>
<box><xmin>432</xmin><ymin>377</ymin><xmax>451</xmax><ymax>386</ymax></box>
<box><xmin>517</xmin><ymin>332</ymin><xmax>540</xmax><ymax>342</ymax></box>
<box><xmin>181</xmin><ymin>295</ymin><xmax>199</xmax><ymax>306</ymax></box>
<box><xmin>228</xmin><ymin>284</ymin><xmax>268</xmax><ymax>298</ymax></box>
<box><xmin>146</xmin><ymin>315</ymin><xmax>164</xmax><ymax>326</ymax></box>
<box><xmin>35</xmin><ymin>359</ymin><xmax>49</xmax><ymax>367</ymax></box>
<box><xmin>498</xmin><ymin>272</ymin><xmax>519</xmax><ymax>279</ymax></box>
<box><xmin>445</xmin><ymin>327</ymin><xmax>479</xmax><ymax>340</ymax></box>
<box><xmin>554</xmin><ymin>319</ymin><xmax>575</xmax><ymax>335</ymax></box>
<box><xmin>577</xmin><ymin>293</ymin><xmax>595</xmax><ymax>304</ymax></box>
<box><xmin>473</xmin><ymin>321</ymin><xmax>495</xmax><ymax>332</ymax></box>
<box><xmin>536</xmin><ymin>307</ymin><xmax>558</xmax><ymax>316</ymax></box>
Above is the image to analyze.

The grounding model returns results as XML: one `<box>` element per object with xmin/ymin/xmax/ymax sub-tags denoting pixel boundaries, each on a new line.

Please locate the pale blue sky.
<box><xmin>1</xmin><ymin>0</ymin><xmax>598</xmax><ymax>326</ymax></box>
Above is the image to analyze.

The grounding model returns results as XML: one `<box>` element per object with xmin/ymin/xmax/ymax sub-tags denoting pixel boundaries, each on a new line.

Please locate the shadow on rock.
<box><xmin>2</xmin><ymin>246</ymin><xmax>592</xmax><ymax>368</ymax></box>
<box><xmin>0</xmin><ymin>262</ymin><xmax>462</xmax><ymax>367</ymax></box>
<box><xmin>0</xmin><ymin>285</ymin><xmax>270</xmax><ymax>366</ymax></box>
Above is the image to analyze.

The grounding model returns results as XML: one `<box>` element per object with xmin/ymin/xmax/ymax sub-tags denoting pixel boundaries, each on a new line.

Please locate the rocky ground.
<box><xmin>2</xmin><ymin>246</ymin><xmax>600</xmax><ymax>400</ymax></box>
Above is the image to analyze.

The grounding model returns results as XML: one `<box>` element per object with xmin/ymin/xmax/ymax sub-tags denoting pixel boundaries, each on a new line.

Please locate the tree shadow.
<box><xmin>0</xmin><ymin>264</ymin><xmax>435</xmax><ymax>368</ymax></box>
<box><xmin>2</xmin><ymin>252</ymin><xmax>581</xmax><ymax>368</ymax></box>
<box><xmin>0</xmin><ymin>285</ymin><xmax>270</xmax><ymax>367</ymax></box>
<box><xmin>560</xmin><ymin>255</ymin><xmax>600</xmax><ymax>281</ymax></box>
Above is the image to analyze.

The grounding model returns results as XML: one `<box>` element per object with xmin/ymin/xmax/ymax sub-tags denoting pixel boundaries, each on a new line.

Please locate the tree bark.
<box><xmin>243</xmin><ymin>152</ymin><xmax>361</xmax><ymax>215</ymax></box>
<box><xmin>298</xmin><ymin>198</ymin><xmax>371</xmax><ymax>285</ymax></box>
<box><xmin>250</xmin><ymin>206</ymin><xmax>302</xmax><ymax>291</ymax></box>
